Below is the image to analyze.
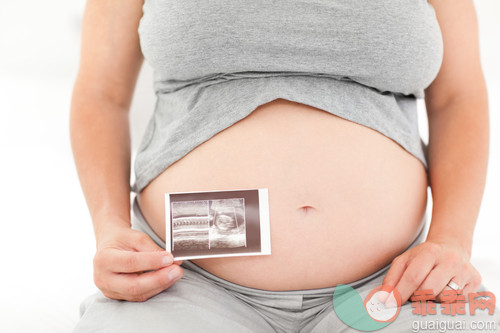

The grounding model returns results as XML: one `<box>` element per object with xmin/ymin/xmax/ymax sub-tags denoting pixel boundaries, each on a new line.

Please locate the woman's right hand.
<box><xmin>93</xmin><ymin>223</ymin><xmax>184</xmax><ymax>302</ymax></box>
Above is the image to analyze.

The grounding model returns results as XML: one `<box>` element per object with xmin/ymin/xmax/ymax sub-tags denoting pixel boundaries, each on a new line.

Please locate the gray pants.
<box><xmin>74</xmin><ymin>196</ymin><xmax>500</xmax><ymax>332</ymax></box>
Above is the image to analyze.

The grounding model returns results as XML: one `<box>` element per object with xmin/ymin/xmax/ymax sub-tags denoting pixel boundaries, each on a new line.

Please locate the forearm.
<box><xmin>426</xmin><ymin>95</ymin><xmax>489</xmax><ymax>257</ymax></box>
<box><xmin>70</xmin><ymin>91</ymin><xmax>132</xmax><ymax>242</ymax></box>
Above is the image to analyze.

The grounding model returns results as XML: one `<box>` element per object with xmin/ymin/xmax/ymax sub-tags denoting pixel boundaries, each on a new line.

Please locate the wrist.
<box><xmin>426</xmin><ymin>213</ymin><xmax>475</xmax><ymax>255</ymax></box>
<box><xmin>426</xmin><ymin>231</ymin><xmax>473</xmax><ymax>260</ymax></box>
<box><xmin>93</xmin><ymin>216</ymin><xmax>131</xmax><ymax>246</ymax></box>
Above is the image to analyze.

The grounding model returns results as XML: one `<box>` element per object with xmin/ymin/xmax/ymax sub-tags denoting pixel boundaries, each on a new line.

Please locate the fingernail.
<box><xmin>385</xmin><ymin>291</ymin><xmax>397</xmax><ymax>308</ymax></box>
<box><xmin>168</xmin><ymin>266</ymin><xmax>182</xmax><ymax>282</ymax></box>
<box><xmin>378</xmin><ymin>291</ymin><xmax>389</xmax><ymax>303</ymax></box>
<box><xmin>378</xmin><ymin>286</ymin><xmax>393</xmax><ymax>302</ymax></box>
<box><xmin>161</xmin><ymin>254</ymin><xmax>174</xmax><ymax>266</ymax></box>
<box><xmin>385</xmin><ymin>299</ymin><xmax>397</xmax><ymax>308</ymax></box>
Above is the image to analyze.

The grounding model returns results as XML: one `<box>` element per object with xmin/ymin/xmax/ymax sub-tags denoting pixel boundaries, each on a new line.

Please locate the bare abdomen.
<box><xmin>137</xmin><ymin>98</ymin><xmax>428</xmax><ymax>290</ymax></box>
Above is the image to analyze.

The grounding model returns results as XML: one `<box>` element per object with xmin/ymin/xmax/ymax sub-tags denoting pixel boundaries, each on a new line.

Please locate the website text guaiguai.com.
<box><xmin>411</xmin><ymin>319</ymin><xmax>497</xmax><ymax>332</ymax></box>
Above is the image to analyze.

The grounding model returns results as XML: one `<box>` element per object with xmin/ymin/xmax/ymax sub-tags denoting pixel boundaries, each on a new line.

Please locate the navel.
<box><xmin>298</xmin><ymin>205</ymin><xmax>315</xmax><ymax>216</ymax></box>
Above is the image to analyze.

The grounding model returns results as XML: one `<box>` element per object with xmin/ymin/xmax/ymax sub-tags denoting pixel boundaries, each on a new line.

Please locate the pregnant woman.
<box><xmin>71</xmin><ymin>0</ymin><xmax>499</xmax><ymax>332</ymax></box>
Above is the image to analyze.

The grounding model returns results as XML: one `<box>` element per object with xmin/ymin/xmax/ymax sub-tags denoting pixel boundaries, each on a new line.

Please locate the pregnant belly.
<box><xmin>136</xmin><ymin>98</ymin><xmax>428</xmax><ymax>290</ymax></box>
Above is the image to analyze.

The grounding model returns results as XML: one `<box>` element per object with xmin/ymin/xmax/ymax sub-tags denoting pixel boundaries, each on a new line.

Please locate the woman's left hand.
<box><xmin>381</xmin><ymin>239</ymin><xmax>482</xmax><ymax>305</ymax></box>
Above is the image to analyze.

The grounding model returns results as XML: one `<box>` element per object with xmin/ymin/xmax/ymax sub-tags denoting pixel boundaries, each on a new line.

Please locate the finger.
<box><xmin>461</xmin><ymin>282</ymin><xmax>476</xmax><ymax>302</ymax></box>
<box><xmin>382</xmin><ymin>255</ymin><xmax>408</xmax><ymax>288</ymax></box>
<box><xmin>417</xmin><ymin>264</ymin><xmax>456</xmax><ymax>298</ymax></box>
<box><xmin>462</xmin><ymin>266</ymin><xmax>482</xmax><ymax>300</ymax></box>
<box><xmin>435</xmin><ymin>277</ymin><xmax>468</xmax><ymax>304</ymax></box>
<box><xmin>437</xmin><ymin>264</ymin><xmax>481</xmax><ymax>302</ymax></box>
<box><xmin>379</xmin><ymin>255</ymin><xmax>408</xmax><ymax>303</ymax></box>
<box><xmin>393</xmin><ymin>253</ymin><xmax>436</xmax><ymax>304</ymax></box>
<box><xmin>114</xmin><ymin>264</ymin><xmax>184</xmax><ymax>302</ymax></box>
<box><xmin>462</xmin><ymin>268</ymin><xmax>482</xmax><ymax>299</ymax></box>
<box><xmin>436</xmin><ymin>286</ymin><xmax>464</xmax><ymax>303</ymax></box>
<box><xmin>105</xmin><ymin>249</ymin><xmax>174</xmax><ymax>273</ymax></box>
<box><xmin>131</xmin><ymin>265</ymin><xmax>185</xmax><ymax>301</ymax></box>
<box><xmin>439</xmin><ymin>272</ymin><xmax>480</xmax><ymax>302</ymax></box>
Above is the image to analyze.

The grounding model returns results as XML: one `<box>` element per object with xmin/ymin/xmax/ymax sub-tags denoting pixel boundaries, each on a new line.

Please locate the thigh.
<box><xmin>305</xmin><ymin>303</ymin><xmax>500</xmax><ymax>333</ymax></box>
<box><xmin>73</xmin><ymin>268</ymin><xmax>275</xmax><ymax>333</ymax></box>
<box><xmin>302</xmin><ymin>272</ymin><xmax>500</xmax><ymax>333</ymax></box>
<box><xmin>384</xmin><ymin>290</ymin><xmax>500</xmax><ymax>333</ymax></box>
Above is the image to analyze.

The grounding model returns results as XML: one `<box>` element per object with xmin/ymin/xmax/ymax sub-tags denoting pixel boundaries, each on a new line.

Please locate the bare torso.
<box><xmin>137</xmin><ymin>98</ymin><xmax>428</xmax><ymax>290</ymax></box>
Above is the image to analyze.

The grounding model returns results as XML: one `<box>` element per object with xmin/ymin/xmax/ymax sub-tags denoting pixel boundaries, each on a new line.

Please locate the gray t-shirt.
<box><xmin>131</xmin><ymin>0</ymin><xmax>443</xmax><ymax>193</ymax></box>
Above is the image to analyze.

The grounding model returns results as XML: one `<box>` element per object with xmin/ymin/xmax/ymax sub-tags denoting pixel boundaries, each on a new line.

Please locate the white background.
<box><xmin>0</xmin><ymin>1</ymin><xmax>498</xmax><ymax>332</ymax></box>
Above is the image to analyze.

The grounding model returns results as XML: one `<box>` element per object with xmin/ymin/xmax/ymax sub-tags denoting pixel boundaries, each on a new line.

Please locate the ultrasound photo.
<box><xmin>171</xmin><ymin>198</ymin><xmax>247</xmax><ymax>251</ymax></box>
<box><xmin>165</xmin><ymin>188</ymin><xmax>270</xmax><ymax>260</ymax></box>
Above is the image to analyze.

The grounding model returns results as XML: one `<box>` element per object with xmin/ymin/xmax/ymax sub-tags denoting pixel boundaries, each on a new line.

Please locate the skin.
<box><xmin>365</xmin><ymin>291</ymin><xmax>399</xmax><ymax>322</ymax></box>
<box><xmin>70</xmin><ymin>0</ymin><xmax>488</xmax><ymax>303</ymax></box>
<box><xmin>70</xmin><ymin>0</ymin><xmax>182</xmax><ymax>302</ymax></box>
<box><xmin>382</xmin><ymin>0</ymin><xmax>488</xmax><ymax>306</ymax></box>
<box><xmin>137</xmin><ymin>97</ymin><xmax>428</xmax><ymax>290</ymax></box>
